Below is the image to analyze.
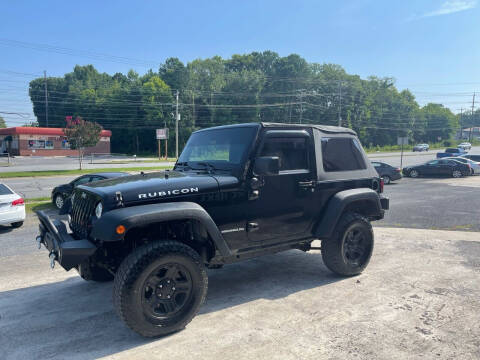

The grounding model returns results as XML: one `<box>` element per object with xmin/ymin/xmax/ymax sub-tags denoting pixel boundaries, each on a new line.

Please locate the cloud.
<box><xmin>422</xmin><ymin>0</ymin><xmax>477</xmax><ymax>18</ymax></box>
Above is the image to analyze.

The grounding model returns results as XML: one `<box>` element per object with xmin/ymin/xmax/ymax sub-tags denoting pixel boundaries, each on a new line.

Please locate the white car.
<box><xmin>0</xmin><ymin>183</ymin><xmax>25</xmax><ymax>228</ymax></box>
<box><xmin>458</xmin><ymin>142</ymin><xmax>472</xmax><ymax>150</ymax></box>
<box><xmin>445</xmin><ymin>157</ymin><xmax>480</xmax><ymax>175</ymax></box>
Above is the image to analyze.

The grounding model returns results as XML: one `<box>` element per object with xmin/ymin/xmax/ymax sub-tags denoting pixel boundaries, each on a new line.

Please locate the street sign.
<box><xmin>156</xmin><ymin>128</ymin><xmax>169</xmax><ymax>140</ymax></box>
<box><xmin>397</xmin><ymin>137</ymin><xmax>408</xmax><ymax>146</ymax></box>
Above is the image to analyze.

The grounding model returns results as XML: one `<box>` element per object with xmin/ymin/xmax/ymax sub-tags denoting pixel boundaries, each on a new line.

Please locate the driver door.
<box><xmin>245</xmin><ymin>129</ymin><xmax>316</xmax><ymax>245</ymax></box>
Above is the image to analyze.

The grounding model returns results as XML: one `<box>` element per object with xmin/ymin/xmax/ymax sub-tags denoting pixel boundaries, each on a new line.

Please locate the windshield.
<box><xmin>177</xmin><ymin>126</ymin><xmax>258</xmax><ymax>169</ymax></box>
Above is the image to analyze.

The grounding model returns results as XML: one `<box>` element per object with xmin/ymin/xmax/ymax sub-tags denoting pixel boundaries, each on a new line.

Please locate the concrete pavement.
<box><xmin>0</xmin><ymin>226</ymin><xmax>479</xmax><ymax>359</ymax></box>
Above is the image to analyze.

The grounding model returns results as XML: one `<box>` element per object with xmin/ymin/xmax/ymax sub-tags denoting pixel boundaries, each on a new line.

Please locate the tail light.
<box><xmin>12</xmin><ymin>198</ymin><xmax>25</xmax><ymax>206</ymax></box>
<box><xmin>395</xmin><ymin>168</ymin><xmax>401</xmax><ymax>172</ymax></box>
<box><xmin>379</xmin><ymin>178</ymin><xmax>384</xmax><ymax>193</ymax></box>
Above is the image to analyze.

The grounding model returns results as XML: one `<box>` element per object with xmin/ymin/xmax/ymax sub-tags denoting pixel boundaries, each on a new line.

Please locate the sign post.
<box><xmin>397</xmin><ymin>136</ymin><xmax>409</xmax><ymax>170</ymax></box>
<box><xmin>156</xmin><ymin>128</ymin><xmax>169</xmax><ymax>160</ymax></box>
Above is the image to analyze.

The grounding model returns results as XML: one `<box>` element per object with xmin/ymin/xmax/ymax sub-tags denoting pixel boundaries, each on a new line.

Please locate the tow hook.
<box><xmin>36</xmin><ymin>236</ymin><xmax>43</xmax><ymax>249</ymax></box>
<box><xmin>49</xmin><ymin>252</ymin><xmax>57</xmax><ymax>269</ymax></box>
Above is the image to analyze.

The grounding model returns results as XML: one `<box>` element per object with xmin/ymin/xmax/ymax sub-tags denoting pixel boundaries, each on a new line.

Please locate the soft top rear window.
<box><xmin>321</xmin><ymin>137</ymin><xmax>367</xmax><ymax>172</ymax></box>
<box><xmin>445</xmin><ymin>148</ymin><xmax>459</xmax><ymax>153</ymax></box>
<box><xmin>0</xmin><ymin>184</ymin><xmax>13</xmax><ymax>195</ymax></box>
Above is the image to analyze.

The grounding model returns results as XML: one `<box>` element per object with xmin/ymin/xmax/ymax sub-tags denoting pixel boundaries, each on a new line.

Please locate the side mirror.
<box><xmin>254</xmin><ymin>156</ymin><xmax>280</xmax><ymax>176</ymax></box>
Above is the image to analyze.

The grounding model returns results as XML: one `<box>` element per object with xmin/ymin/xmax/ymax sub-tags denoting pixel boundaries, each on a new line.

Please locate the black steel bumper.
<box><xmin>36</xmin><ymin>210</ymin><xmax>97</xmax><ymax>271</ymax></box>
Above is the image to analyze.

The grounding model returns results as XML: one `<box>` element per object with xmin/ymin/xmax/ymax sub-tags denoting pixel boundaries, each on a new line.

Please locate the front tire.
<box><xmin>409</xmin><ymin>169</ymin><xmax>419</xmax><ymax>178</ymax></box>
<box><xmin>321</xmin><ymin>212</ymin><xmax>374</xmax><ymax>276</ymax></box>
<box><xmin>11</xmin><ymin>221</ymin><xmax>23</xmax><ymax>228</ymax></box>
<box><xmin>113</xmin><ymin>241</ymin><xmax>208</xmax><ymax>337</ymax></box>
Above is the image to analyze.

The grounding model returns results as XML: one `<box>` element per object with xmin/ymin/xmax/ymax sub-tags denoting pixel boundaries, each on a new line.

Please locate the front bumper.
<box><xmin>36</xmin><ymin>210</ymin><xmax>97</xmax><ymax>271</ymax></box>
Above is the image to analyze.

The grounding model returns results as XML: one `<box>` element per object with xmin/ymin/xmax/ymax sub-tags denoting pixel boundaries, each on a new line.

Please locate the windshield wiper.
<box><xmin>175</xmin><ymin>161</ymin><xmax>191</xmax><ymax>170</ymax></box>
<box><xmin>194</xmin><ymin>161</ymin><xmax>217</xmax><ymax>174</ymax></box>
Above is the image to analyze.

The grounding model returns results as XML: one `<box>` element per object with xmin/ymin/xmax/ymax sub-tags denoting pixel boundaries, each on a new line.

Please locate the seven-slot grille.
<box><xmin>70</xmin><ymin>190</ymin><xmax>98</xmax><ymax>238</ymax></box>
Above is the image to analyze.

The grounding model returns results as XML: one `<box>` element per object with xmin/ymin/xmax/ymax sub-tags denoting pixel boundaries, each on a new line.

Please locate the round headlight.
<box><xmin>95</xmin><ymin>202</ymin><xmax>103</xmax><ymax>218</ymax></box>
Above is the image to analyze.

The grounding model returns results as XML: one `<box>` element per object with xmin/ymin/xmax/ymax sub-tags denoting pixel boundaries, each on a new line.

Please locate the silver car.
<box><xmin>413</xmin><ymin>143</ymin><xmax>429</xmax><ymax>152</ymax></box>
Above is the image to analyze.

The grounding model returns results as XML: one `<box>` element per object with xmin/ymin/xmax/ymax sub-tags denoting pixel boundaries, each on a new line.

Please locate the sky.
<box><xmin>1</xmin><ymin>0</ymin><xmax>479</xmax><ymax>127</ymax></box>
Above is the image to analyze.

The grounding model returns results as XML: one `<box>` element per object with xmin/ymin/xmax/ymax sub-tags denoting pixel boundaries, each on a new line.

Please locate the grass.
<box><xmin>0</xmin><ymin>165</ymin><xmax>172</xmax><ymax>179</ymax></box>
<box><xmin>25</xmin><ymin>201</ymin><xmax>54</xmax><ymax>214</ymax></box>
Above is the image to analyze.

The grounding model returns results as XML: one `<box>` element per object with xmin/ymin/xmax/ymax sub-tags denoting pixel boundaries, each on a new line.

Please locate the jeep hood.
<box><xmin>79</xmin><ymin>170</ymin><xmax>236</xmax><ymax>206</ymax></box>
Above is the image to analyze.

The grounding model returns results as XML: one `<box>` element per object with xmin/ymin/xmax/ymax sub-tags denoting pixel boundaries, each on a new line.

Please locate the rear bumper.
<box><xmin>0</xmin><ymin>206</ymin><xmax>25</xmax><ymax>225</ymax></box>
<box><xmin>36</xmin><ymin>210</ymin><xmax>97</xmax><ymax>271</ymax></box>
<box><xmin>380</xmin><ymin>196</ymin><xmax>389</xmax><ymax>211</ymax></box>
<box><xmin>389</xmin><ymin>172</ymin><xmax>402</xmax><ymax>181</ymax></box>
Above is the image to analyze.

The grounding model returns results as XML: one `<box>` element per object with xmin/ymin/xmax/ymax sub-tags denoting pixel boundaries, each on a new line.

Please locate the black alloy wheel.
<box><xmin>141</xmin><ymin>263</ymin><xmax>193</xmax><ymax>319</ymax></box>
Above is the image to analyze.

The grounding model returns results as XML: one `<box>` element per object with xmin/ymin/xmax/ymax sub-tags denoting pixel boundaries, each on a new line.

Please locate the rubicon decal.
<box><xmin>138</xmin><ymin>187</ymin><xmax>199</xmax><ymax>199</ymax></box>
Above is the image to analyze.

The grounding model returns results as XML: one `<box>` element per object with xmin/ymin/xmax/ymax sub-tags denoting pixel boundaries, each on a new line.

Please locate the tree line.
<box><xmin>28</xmin><ymin>51</ymin><xmax>465</xmax><ymax>155</ymax></box>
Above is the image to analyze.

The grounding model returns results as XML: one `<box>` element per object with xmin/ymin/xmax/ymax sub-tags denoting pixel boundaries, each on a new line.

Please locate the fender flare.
<box><xmin>314</xmin><ymin>188</ymin><xmax>383</xmax><ymax>239</ymax></box>
<box><xmin>90</xmin><ymin>202</ymin><xmax>231</xmax><ymax>257</ymax></box>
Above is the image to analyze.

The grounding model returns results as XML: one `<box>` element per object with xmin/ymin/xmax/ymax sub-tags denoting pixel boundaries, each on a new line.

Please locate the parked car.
<box><xmin>51</xmin><ymin>172</ymin><xmax>129</xmax><ymax>209</ymax></box>
<box><xmin>436</xmin><ymin>147</ymin><xmax>468</xmax><ymax>158</ymax></box>
<box><xmin>371</xmin><ymin>161</ymin><xmax>402</xmax><ymax>184</ymax></box>
<box><xmin>0</xmin><ymin>183</ymin><xmax>25</xmax><ymax>228</ymax></box>
<box><xmin>444</xmin><ymin>157</ymin><xmax>480</xmax><ymax>175</ymax></box>
<box><xmin>403</xmin><ymin>159</ymin><xmax>471</xmax><ymax>178</ymax></box>
<box><xmin>461</xmin><ymin>154</ymin><xmax>480</xmax><ymax>162</ymax></box>
<box><xmin>413</xmin><ymin>143</ymin><xmax>429</xmax><ymax>152</ymax></box>
<box><xmin>458</xmin><ymin>142</ymin><xmax>472</xmax><ymax>150</ymax></box>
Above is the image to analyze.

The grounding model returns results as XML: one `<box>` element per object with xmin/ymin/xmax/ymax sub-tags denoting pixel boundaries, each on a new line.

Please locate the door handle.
<box><xmin>247</xmin><ymin>222</ymin><xmax>259</xmax><ymax>232</ymax></box>
<box><xmin>298</xmin><ymin>180</ymin><xmax>316</xmax><ymax>191</ymax></box>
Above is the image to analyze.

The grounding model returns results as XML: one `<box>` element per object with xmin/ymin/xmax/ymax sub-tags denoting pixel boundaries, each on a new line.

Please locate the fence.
<box><xmin>89</xmin><ymin>153</ymin><xmax>137</xmax><ymax>164</ymax></box>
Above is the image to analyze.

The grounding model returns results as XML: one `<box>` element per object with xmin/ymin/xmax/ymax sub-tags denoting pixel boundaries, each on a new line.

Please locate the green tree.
<box><xmin>64</xmin><ymin>117</ymin><xmax>102</xmax><ymax>169</ymax></box>
<box><xmin>0</xmin><ymin>116</ymin><xmax>6</xmax><ymax>128</ymax></box>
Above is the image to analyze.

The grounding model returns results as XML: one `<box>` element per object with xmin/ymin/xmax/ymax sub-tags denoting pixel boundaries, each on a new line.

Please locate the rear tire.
<box><xmin>11</xmin><ymin>221</ymin><xmax>23</xmax><ymax>228</ymax></box>
<box><xmin>383</xmin><ymin>175</ymin><xmax>391</xmax><ymax>185</ymax></box>
<box><xmin>321</xmin><ymin>212</ymin><xmax>374</xmax><ymax>276</ymax></box>
<box><xmin>113</xmin><ymin>241</ymin><xmax>208</xmax><ymax>337</ymax></box>
<box><xmin>452</xmin><ymin>170</ymin><xmax>462</xmax><ymax>178</ymax></box>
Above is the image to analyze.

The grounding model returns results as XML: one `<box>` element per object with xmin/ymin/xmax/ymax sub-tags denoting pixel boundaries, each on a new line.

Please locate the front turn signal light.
<box><xmin>116</xmin><ymin>225</ymin><xmax>126</xmax><ymax>235</ymax></box>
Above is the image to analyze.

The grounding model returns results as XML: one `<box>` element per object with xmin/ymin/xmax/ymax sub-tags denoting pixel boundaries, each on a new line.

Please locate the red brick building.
<box><xmin>0</xmin><ymin>127</ymin><xmax>111</xmax><ymax>156</ymax></box>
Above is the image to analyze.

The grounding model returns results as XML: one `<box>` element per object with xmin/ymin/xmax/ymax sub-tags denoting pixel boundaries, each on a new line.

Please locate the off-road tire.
<box><xmin>78</xmin><ymin>262</ymin><xmax>114</xmax><ymax>282</ymax></box>
<box><xmin>113</xmin><ymin>241</ymin><xmax>208</xmax><ymax>337</ymax></box>
<box><xmin>321</xmin><ymin>212</ymin><xmax>374</xmax><ymax>276</ymax></box>
<box><xmin>11</xmin><ymin>221</ymin><xmax>23</xmax><ymax>228</ymax></box>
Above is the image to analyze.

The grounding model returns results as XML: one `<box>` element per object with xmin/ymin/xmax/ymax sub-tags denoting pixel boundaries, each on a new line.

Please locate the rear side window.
<box><xmin>0</xmin><ymin>184</ymin><xmax>13</xmax><ymax>195</ymax></box>
<box><xmin>445</xmin><ymin>148</ymin><xmax>458</xmax><ymax>153</ymax></box>
<box><xmin>260</xmin><ymin>137</ymin><xmax>308</xmax><ymax>171</ymax></box>
<box><xmin>321</xmin><ymin>137</ymin><xmax>366</xmax><ymax>172</ymax></box>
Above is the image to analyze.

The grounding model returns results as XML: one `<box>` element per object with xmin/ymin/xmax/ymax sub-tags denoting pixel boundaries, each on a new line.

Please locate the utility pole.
<box><xmin>175</xmin><ymin>90</ymin><xmax>179</xmax><ymax>159</ymax></box>
<box><xmin>192</xmin><ymin>91</ymin><xmax>196</xmax><ymax>130</ymax></box>
<box><xmin>299</xmin><ymin>90</ymin><xmax>304</xmax><ymax>124</ymax></box>
<box><xmin>44</xmin><ymin>70</ymin><xmax>48</xmax><ymax>127</ymax></box>
<box><xmin>470</xmin><ymin>92</ymin><xmax>476</xmax><ymax>142</ymax></box>
<box><xmin>338</xmin><ymin>81</ymin><xmax>342</xmax><ymax>127</ymax></box>
<box><xmin>459</xmin><ymin>108</ymin><xmax>464</xmax><ymax>139</ymax></box>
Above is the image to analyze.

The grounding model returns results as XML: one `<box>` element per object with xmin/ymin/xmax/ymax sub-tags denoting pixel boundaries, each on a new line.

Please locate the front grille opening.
<box><xmin>70</xmin><ymin>190</ymin><xmax>97</xmax><ymax>238</ymax></box>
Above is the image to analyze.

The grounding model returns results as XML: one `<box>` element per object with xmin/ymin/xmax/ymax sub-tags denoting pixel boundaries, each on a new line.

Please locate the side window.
<box><xmin>321</xmin><ymin>137</ymin><xmax>366</xmax><ymax>172</ymax></box>
<box><xmin>89</xmin><ymin>176</ymin><xmax>103</xmax><ymax>182</ymax></box>
<box><xmin>372</xmin><ymin>162</ymin><xmax>382</xmax><ymax>168</ymax></box>
<box><xmin>73</xmin><ymin>176</ymin><xmax>91</xmax><ymax>186</ymax></box>
<box><xmin>260</xmin><ymin>137</ymin><xmax>308</xmax><ymax>171</ymax></box>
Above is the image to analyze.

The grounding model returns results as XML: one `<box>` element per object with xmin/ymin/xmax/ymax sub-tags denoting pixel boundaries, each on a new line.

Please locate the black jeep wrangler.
<box><xmin>36</xmin><ymin>122</ymin><xmax>388</xmax><ymax>337</ymax></box>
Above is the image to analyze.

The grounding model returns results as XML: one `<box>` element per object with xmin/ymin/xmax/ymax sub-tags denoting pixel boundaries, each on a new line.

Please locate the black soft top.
<box><xmin>194</xmin><ymin>122</ymin><xmax>357</xmax><ymax>136</ymax></box>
